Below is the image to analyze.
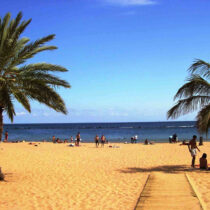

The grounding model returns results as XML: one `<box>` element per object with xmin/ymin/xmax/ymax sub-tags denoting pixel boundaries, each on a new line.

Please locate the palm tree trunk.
<box><xmin>0</xmin><ymin>107</ymin><xmax>3</xmax><ymax>142</ymax></box>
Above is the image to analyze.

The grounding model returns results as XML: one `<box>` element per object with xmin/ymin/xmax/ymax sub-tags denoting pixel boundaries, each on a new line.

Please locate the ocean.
<box><xmin>3</xmin><ymin>121</ymin><xmax>209</xmax><ymax>143</ymax></box>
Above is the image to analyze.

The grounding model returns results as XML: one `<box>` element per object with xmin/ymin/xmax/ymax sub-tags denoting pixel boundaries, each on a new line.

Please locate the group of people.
<box><xmin>52</xmin><ymin>132</ymin><xmax>81</xmax><ymax>146</ymax></box>
<box><xmin>181</xmin><ymin>135</ymin><xmax>209</xmax><ymax>170</ymax></box>
<box><xmin>95</xmin><ymin>135</ymin><xmax>107</xmax><ymax>147</ymax></box>
<box><xmin>131</xmin><ymin>135</ymin><xmax>138</xmax><ymax>143</ymax></box>
<box><xmin>53</xmin><ymin>133</ymin><xmax>109</xmax><ymax>147</ymax></box>
<box><xmin>169</xmin><ymin>133</ymin><xmax>178</xmax><ymax>143</ymax></box>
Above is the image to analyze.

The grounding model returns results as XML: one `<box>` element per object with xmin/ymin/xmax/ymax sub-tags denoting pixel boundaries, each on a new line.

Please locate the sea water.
<box><xmin>3</xmin><ymin>121</ymin><xmax>209</xmax><ymax>142</ymax></box>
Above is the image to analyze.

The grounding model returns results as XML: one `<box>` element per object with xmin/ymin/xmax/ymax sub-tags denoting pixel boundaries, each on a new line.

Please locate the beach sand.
<box><xmin>0</xmin><ymin>142</ymin><xmax>209</xmax><ymax>210</ymax></box>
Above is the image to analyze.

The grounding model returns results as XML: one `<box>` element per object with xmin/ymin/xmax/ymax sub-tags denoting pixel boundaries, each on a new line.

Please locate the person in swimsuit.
<box><xmin>76</xmin><ymin>132</ymin><xmax>80</xmax><ymax>146</ymax></box>
<box><xmin>199</xmin><ymin>136</ymin><xmax>203</xmax><ymax>146</ymax></box>
<box><xmin>101</xmin><ymin>135</ymin><xmax>106</xmax><ymax>147</ymax></box>
<box><xmin>70</xmin><ymin>136</ymin><xmax>73</xmax><ymax>143</ymax></box>
<box><xmin>4</xmin><ymin>131</ymin><xmax>8</xmax><ymax>142</ymax></box>
<box><xmin>184</xmin><ymin>135</ymin><xmax>200</xmax><ymax>168</ymax></box>
<box><xmin>95</xmin><ymin>135</ymin><xmax>99</xmax><ymax>147</ymax></box>
<box><xmin>52</xmin><ymin>136</ymin><xmax>56</xmax><ymax>143</ymax></box>
<box><xmin>200</xmin><ymin>153</ymin><xmax>208</xmax><ymax>170</ymax></box>
<box><xmin>145</xmin><ymin>139</ymin><xmax>149</xmax><ymax>145</ymax></box>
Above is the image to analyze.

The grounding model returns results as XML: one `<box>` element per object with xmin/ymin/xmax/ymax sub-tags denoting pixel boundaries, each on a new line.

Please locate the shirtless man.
<box><xmin>95</xmin><ymin>135</ymin><xmax>99</xmax><ymax>147</ymax></box>
<box><xmin>185</xmin><ymin>135</ymin><xmax>200</xmax><ymax>168</ymax></box>
<box><xmin>101</xmin><ymin>135</ymin><xmax>106</xmax><ymax>147</ymax></box>
<box><xmin>76</xmin><ymin>132</ymin><xmax>81</xmax><ymax>146</ymax></box>
<box><xmin>52</xmin><ymin>136</ymin><xmax>56</xmax><ymax>143</ymax></box>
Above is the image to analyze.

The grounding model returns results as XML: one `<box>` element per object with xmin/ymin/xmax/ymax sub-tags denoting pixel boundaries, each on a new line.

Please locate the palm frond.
<box><xmin>23</xmin><ymin>82</ymin><xmax>67</xmax><ymax>114</ymax></box>
<box><xmin>189</xmin><ymin>59</ymin><xmax>210</xmax><ymax>79</ymax></box>
<box><xmin>196</xmin><ymin>104</ymin><xmax>210</xmax><ymax>135</ymax></box>
<box><xmin>11</xmin><ymin>87</ymin><xmax>31</xmax><ymax>112</ymax></box>
<box><xmin>19</xmin><ymin>63</ymin><xmax>68</xmax><ymax>72</ymax></box>
<box><xmin>8</xmin><ymin>12</ymin><xmax>22</xmax><ymax>38</ymax></box>
<box><xmin>18</xmin><ymin>71</ymin><xmax>70</xmax><ymax>88</ymax></box>
<box><xmin>0</xmin><ymin>13</ymin><xmax>11</xmax><ymax>51</ymax></box>
<box><xmin>174</xmin><ymin>74</ymin><xmax>210</xmax><ymax>100</ymax></box>
<box><xmin>19</xmin><ymin>34</ymin><xmax>55</xmax><ymax>56</ymax></box>
<box><xmin>0</xmin><ymin>87</ymin><xmax>15</xmax><ymax>121</ymax></box>
<box><xmin>167</xmin><ymin>96</ymin><xmax>210</xmax><ymax>119</ymax></box>
<box><xmin>9</xmin><ymin>35</ymin><xmax>56</xmax><ymax>67</ymax></box>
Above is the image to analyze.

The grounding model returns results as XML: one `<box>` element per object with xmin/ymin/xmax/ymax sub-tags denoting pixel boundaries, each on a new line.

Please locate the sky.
<box><xmin>1</xmin><ymin>0</ymin><xmax>210</xmax><ymax>123</ymax></box>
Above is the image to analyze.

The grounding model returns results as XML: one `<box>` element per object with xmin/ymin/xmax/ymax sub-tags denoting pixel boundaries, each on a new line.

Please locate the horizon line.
<box><xmin>4</xmin><ymin>120</ymin><xmax>196</xmax><ymax>125</ymax></box>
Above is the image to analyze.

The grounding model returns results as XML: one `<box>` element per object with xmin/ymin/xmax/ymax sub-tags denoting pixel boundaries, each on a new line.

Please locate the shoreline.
<box><xmin>1</xmin><ymin>140</ymin><xmax>210</xmax><ymax>143</ymax></box>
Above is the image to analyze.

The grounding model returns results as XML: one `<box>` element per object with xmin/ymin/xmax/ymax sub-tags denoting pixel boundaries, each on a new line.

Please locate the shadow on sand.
<box><xmin>118</xmin><ymin>165</ymin><xmax>210</xmax><ymax>174</ymax></box>
<box><xmin>1</xmin><ymin>173</ymin><xmax>14</xmax><ymax>182</ymax></box>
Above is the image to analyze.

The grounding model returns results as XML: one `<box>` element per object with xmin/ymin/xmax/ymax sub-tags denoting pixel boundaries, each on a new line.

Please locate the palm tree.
<box><xmin>167</xmin><ymin>59</ymin><xmax>210</xmax><ymax>136</ymax></box>
<box><xmin>0</xmin><ymin>12</ymin><xmax>70</xmax><ymax>141</ymax></box>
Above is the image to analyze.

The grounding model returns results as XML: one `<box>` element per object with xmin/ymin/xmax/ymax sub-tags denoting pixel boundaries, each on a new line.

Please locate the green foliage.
<box><xmin>167</xmin><ymin>59</ymin><xmax>210</xmax><ymax>135</ymax></box>
<box><xmin>0</xmin><ymin>12</ymin><xmax>70</xmax><ymax>122</ymax></box>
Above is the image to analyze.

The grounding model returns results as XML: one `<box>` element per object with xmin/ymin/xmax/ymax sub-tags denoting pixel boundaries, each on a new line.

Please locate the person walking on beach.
<box><xmin>183</xmin><ymin>135</ymin><xmax>200</xmax><ymax>168</ymax></box>
<box><xmin>95</xmin><ymin>135</ymin><xmax>99</xmax><ymax>147</ymax></box>
<box><xmin>76</xmin><ymin>132</ymin><xmax>81</xmax><ymax>146</ymax></box>
<box><xmin>101</xmin><ymin>135</ymin><xmax>106</xmax><ymax>147</ymax></box>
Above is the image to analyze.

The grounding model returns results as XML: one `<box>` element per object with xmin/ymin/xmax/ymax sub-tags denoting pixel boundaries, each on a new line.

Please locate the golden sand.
<box><xmin>0</xmin><ymin>142</ymin><xmax>209</xmax><ymax>210</ymax></box>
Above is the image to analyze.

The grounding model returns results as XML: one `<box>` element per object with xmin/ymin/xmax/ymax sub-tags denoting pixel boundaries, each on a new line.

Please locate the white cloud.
<box><xmin>104</xmin><ymin>0</ymin><xmax>156</xmax><ymax>6</ymax></box>
<box><xmin>43</xmin><ymin>112</ymin><xmax>50</xmax><ymax>117</ymax></box>
<box><xmin>16</xmin><ymin>111</ymin><xmax>27</xmax><ymax>116</ymax></box>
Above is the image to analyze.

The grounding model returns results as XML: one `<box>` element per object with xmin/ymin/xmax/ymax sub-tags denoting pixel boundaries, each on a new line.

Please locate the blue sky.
<box><xmin>1</xmin><ymin>0</ymin><xmax>210</xmax><ymax>123</ymax></box>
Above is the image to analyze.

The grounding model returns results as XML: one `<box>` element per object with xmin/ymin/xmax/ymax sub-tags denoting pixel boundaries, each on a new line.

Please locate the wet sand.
<box><xmin>0</xmin><ymin>142</ymin><xmax>209</xmax><ymax>210</ymax></box>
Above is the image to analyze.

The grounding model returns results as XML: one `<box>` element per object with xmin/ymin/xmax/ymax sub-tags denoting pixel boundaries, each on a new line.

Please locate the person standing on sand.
<box><xmin>95</xmin><ymin>135</ymin><xmax>99</xmax><ymax>147</ymax></box>
<box><xmin>76</xmin><ymin>132</ymin><xmax>80</xmax><ymax>146</ymax></box>
<box><xmin>70</xmin><ymin>136</ymin><xmax>73</xmax><ymax>143</ymax></box>
<box><xmin>183</xmin><ymin>135</ymin><xmax>200</xmax><ymax>168</ymax></box>
<box><xmin>4</xmin><ymin>131</ymin><xmax>8</xmax><ymax>142</ymax></box>
<box><xmin>134</xmin><ymin>135</ymin><xmax>138</xmax><ymax>143</ymax></box>
<box><xmin>199</xmin><ymin>136</ymin><xmax>203</xmax><ymax>146</ymax></box>
<box><xmin>101</xmin><ymin>135</ymin><xmax>106</xmax><ymax>147</ymax></box>
<box><xmin>52</xmin><ymin>136</ymin><xmax>56</xmax><ymax>143</ymax></box>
